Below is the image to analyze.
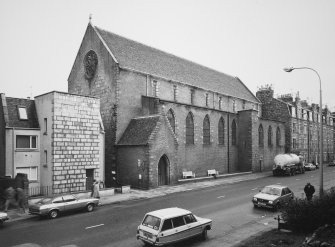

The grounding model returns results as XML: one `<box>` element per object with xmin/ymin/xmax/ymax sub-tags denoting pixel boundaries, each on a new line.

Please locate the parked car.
<box><xmin>0</xmin><ymin>212</ymin><xmax>9</xmax><ymax>226</ymax></box>
<box><xmin>28</xmin><ymin>194</ymin><xmax>99</xmax><ymax>219</ymax></box>
<box><xmin>136</xmin><ymin>207</ymin><xmax>212</xmax><ymax>246</ymax></box>
<box><xmin>252</xmin><ymin>185</ymin><xmax>294</xmax><ymax>210</ymax></box>
<box><xmin>304</xmin><ymin>163</ymin><xmax>317</xmax><ymax>171</ymax></box>
<box><xmin>328</xmin><ymin>160</ymin><xmax>335</xmax><ymax>167</ymax></box>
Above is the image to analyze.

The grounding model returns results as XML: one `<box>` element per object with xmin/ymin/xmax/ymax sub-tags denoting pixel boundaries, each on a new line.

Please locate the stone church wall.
<box><xmin>68</xmin><ymin>24</ymin><xmax>118</xmax><ymax>187</ymax></box>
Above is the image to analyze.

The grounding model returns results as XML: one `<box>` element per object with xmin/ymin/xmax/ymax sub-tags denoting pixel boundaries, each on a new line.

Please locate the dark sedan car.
<box><xmin>29</xmin><ymin>194</ymin><xmax>99</xmax><ymax>219</ymax></box>
<box><xmin>252</xmin><ymin>185</ymin><xmax>294</xmax><ymax>210</ymax></box>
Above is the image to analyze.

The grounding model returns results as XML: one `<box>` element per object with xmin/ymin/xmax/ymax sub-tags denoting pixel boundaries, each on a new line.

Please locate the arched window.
<box><xmin>276</xmin><ymin>127</ymin><xmax>281</xmax><ymax>146</ymax></box>
<box><xmin>167</xmin><ymin>109</ymin><xmax>175</xmax><ymax>133</ymax></box>
<box><xmin>258</xmin><ymin>124</ymin><xmax>264</xmax><ymax>147</ymax></box>
<box><xmin>268</xmin><ymin>126</ymin><xmax>273</xmax><ymax>147</ymax></box>
<box><xmin>218</xmin><ymin>117</ymin><xmax>225</xmax><ymax>145</ymax></box>
<box><xmin>232</xmin><ymin>120</ymin><xmax>237</xmax><ymax>146</ymax></box>
<box><xmin>186</xmin><ymin>112</ymin><xmax>194</xmax><ymax>144</ymax></box>
<box><xmin>203</xmin><ymin>115</ymin><xmax>210</xmax><ymax>144</ymax></box>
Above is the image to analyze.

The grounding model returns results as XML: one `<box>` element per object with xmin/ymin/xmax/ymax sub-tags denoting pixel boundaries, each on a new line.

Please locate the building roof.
<box><xmin>94</xmin><ymin>25</ymin><xmax>259</xmax><ymax>103</ymax></box>
<box><xmin>4</xmin><ymin>97</ymin><xmax>39</xmax><ymax>129</ymax></box>
<box><xmin>117</xmin><ymin>115</ymin><xmax>160</xmax><ymax>146</ymax></box>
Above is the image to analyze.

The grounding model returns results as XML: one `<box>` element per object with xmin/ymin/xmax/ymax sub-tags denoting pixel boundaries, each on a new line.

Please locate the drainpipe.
<box><xmin>146</xmin><ymin>75</ymin><xmax>149</xmax><ymax>96</ymax></box>
<box><xmin>227</xmin><ymin>114</ymin><xmax>230</xmax><ymax>173</ymax></box>
<box><xmin>12</xmin><ymin>127</ymin><xmax>15</xmax><ymax>178</ymax></box>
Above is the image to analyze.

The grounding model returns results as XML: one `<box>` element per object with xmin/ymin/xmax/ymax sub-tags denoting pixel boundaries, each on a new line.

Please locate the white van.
<box><xmin>136</xmin><ymin>207</ymin><xmax>212</xmax><ymax>246</ymax></box>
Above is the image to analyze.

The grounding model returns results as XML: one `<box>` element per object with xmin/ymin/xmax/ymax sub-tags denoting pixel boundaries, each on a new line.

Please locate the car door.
<box><xmin>52</xmin><ymin>196</ymin><xmax>65</xmax><ymax>212</ymax></box>
<box><xmin>184</xmin><ymin>214</ymin><xmax>202</xmax><ymax>237</ymax></box>
<box><xmin>62</xmin><ymin>195</ymin><xmax>79</xmax><ymax>211</ymax></box>
<box><xmin>281</xmin><ymin>188</ymin><xmax>293</xmax><ymax>204</ymax></box>
<box><xmin>171</xmin><ymin>216</ymin><xmax>189</xmax><ymax>242</ymax></box>
<box><xmin>159</xmin><ymin>219</ymin><xmax>175</xmax><ymax>245</ymax></box>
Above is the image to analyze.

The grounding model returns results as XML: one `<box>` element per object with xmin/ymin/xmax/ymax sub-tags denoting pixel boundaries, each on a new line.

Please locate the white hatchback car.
<box><xmin>136</xmin><ymin>207</ymin><xmax>212</xmax><ymax>246</ymax></box>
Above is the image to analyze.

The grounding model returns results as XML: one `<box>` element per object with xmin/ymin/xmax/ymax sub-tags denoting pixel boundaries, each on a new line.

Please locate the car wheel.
<box><xmin>49</xmin><ymin>210</ymin><xmax>59</xmax><ymax>219</ymax></box>
<box><xmin>202</xmin><ymin>228</ymin><xmax>208</xmax><ymax>240</ymax></box>
<box><xmin>86</xmin><ymin>204</ymin><xmax>94</xmax><ymax>212</ymax></box>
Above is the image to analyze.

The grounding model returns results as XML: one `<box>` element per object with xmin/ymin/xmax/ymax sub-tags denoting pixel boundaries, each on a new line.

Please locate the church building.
<box><xmin>68</xmin><ymin>22</ymin><xmax>285</xmax><ymax>189</ymax></box>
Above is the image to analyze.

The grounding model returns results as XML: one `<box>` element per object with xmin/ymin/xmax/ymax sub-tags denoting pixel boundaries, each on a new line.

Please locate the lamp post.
<box><xmin>283</xmin><ymin>67</ymin><xmax>323</xmax><ymax>197</ymax></box>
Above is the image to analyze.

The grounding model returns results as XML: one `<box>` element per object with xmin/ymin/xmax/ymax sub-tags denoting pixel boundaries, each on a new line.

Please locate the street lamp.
<box><xmin>283</xmin><ymin>67</ymin><xmax>324</xmax><ymax>197</ymax></box>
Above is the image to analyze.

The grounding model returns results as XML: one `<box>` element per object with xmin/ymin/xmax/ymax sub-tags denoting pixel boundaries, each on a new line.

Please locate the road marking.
<box><xmin>251</xmin><ymin>187</ymin><xmax>258</xmax><ymax>191</ymax></box>
<box><xmin>185</xmin><ymin>189</ymin><xmax>192</xmax><ymax>191</ymax></box>
<box><xmin>85</xmin><ymin>224</ymin><xmax>104</xmax><ymax>229</ymax></box>
<box><xmin>296</xmin><ymin>178</ymin><xmax>300</xmax><ymax>180</ymax></box>
<box><xmin>217</xmin><ymin>196</ymin><xmax>225</xmax><ymax>199</ymax></box>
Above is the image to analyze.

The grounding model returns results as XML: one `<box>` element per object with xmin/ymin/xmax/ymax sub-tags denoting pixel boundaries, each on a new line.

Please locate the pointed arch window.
<box><xmin>167</xmin><ymin>109</ymin><xmax>175</xmax><ymax>133</ymax></box>
<box><xmin>218</xmin><ymin>117</ymin><xmax>225</xmax><ymax>145</ymax></box>
<box><xmin>203</xmin><ymin>115</ymin><xmax>210</xmax><ymax>144</ymax></box>
<box><xmin>258</xmin><ymin>124</ymin><xmax>264</xmax><ymax>147</ymax></box>
<box><xmin>232</xmin><ymin>120</ymin><xmax>237</xmax><ymax>146</ymax></box>
<box><xmin>276</xmin><ymin>127</ymin><xmax>281</xmax><ymax>146</ymax></box>
<box><xmin>268</xmin><ymin>126</ymin><xmax>273</xmax><ymax>147</ymax></box>
<box><xmin>186</xmin><ymin>112</ymin><xmax>194</xmax><ymax>144</ymax></box>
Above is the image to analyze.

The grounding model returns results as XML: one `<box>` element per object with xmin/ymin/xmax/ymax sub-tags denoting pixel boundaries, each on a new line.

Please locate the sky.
<box><xmin>1</xmin><ymin>0</ymin><xmax>335</xmax><ymax>111</ymax></box>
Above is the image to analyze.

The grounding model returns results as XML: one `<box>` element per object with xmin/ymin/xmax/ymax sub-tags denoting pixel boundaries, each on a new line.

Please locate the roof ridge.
<box><xmin>94</xmin><ymin>26</ymin><xmax>236</xmax><ymax>80</ymax></box>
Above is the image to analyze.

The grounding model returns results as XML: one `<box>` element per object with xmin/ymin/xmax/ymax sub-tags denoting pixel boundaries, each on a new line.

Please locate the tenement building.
<box><xmin>256</xmin><ymin>86</ymin><xmax>335</xmax><ymax>164</ymax></box>
<box><xmin>68</xmin><ymin>22</ymin><xmax>285</xmax><ymax>189</ymax></box>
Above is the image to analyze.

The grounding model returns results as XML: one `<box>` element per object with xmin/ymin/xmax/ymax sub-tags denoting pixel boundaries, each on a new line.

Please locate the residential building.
<box><xmin>0</xmin><ymin>92</ymin><xmax>105</xmax><ymax>195</ymax></box>
<box><xmin>256</xmin><ymin>86</ymin><xmax>335</xmax><ymax>163</ymax></box>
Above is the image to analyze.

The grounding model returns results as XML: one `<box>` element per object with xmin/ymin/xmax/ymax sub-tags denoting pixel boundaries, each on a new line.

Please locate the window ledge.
<box><xmin>15</xmin><ymin>149</ymin><xmax>39</xmax><ymax>152</ymax></box>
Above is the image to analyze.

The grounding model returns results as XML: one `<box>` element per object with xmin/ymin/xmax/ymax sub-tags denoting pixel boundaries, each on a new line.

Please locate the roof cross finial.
<box><xmin>89</xmin><ymin>14</ymin><xmax>92</xmax><ymax>23</ymax></box>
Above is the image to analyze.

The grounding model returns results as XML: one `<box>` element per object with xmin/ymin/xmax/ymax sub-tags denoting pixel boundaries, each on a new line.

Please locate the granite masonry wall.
<box><xmin>52</xmin><ymin>92</ymin><xmax>101</xmax><ymax>194</ymax></box>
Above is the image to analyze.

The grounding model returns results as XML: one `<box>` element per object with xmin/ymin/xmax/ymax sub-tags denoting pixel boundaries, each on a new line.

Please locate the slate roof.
<box><xmin>94</xmin><ymin>26</ymin><xmax>259</xmax><ymax>103</ymax></box>
<box><xmin>5</xmin><ymin>97</ymin><xmax>39</xmax><ymax>129</ymax></box>
<box><xmin>117</xmin><ymin>116</ymin><xmax>160</xmax><ymax>146</ymax></box>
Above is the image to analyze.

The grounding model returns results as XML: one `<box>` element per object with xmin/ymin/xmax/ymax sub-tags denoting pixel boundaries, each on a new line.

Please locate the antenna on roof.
<box><xmin>89</xmin><ymin>14</ymin><xmax>92</xmax><ymax>24</ymax></box>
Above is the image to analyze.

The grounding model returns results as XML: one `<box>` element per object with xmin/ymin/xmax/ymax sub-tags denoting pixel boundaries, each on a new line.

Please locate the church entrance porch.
<box><xmin>158</xmin><ymin>155</ymin><xmax>169</xmax><ymax>186</ymax></box>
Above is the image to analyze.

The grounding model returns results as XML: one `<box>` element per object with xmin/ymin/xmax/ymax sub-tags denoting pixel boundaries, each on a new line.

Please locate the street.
<box><xmin>1</xmin><ymin>166</ymin><xmax>335</xmax><ymax>247</ymax></box>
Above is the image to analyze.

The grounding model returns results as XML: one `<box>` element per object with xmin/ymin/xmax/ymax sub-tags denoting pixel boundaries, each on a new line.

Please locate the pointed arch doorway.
<box><xmin>158</xmin><ymin>155</ymin><xmax>170</xmax><ymax>186</ymax></box>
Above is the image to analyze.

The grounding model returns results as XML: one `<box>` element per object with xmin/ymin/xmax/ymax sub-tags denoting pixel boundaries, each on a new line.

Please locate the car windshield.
<box><xmin>261</xmin><ymin>187</ymin><xmax>281</xmax><ymax>196</ymax></box>
<box><xmin>142</xmin><ymin>215</ymin><xmax>161</xmax><ymax>230</ymax></box>
<box><xmin>37</xmin><ymin>198</ymin><xmax>53</xmax><ymax>204</ymax></box>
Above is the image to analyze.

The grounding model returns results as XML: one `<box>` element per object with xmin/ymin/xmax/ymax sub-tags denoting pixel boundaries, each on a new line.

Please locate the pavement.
<box><xmin>3</xmin><ymin>171</ymin><xmax>276</xmax><ymax>246</ymax></box>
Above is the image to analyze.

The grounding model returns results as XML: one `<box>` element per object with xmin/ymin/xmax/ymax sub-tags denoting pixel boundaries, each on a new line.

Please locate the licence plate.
<box><xmin>258</xmin><ymin>202</ymin><xmax>266</xmax><ymax>206</ymax></box>
<box><xmin>144</xmin><ymin>232</ymin><xmax>152</xmax><ymax>238</ymax></box>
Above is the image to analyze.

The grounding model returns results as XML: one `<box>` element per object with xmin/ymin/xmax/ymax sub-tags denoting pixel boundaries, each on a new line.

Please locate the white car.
<box><xmin>0</xmin><ymin>212</ymin><xmax>9</xmax><ymax>226</ymax></box>
<box><xmin>252</xmin><ymin>185</ymin><xmax>294</xmax><ymax>210</ymax></box>
<box><xmin>136</xmin><ymin>207</ymin><xmax>212</xmax><ymax>246</ymax></box>
<box><xmin>304</xmin><ymin>163</ymin><xmax>317</xmax><ymax>171</ymax></box>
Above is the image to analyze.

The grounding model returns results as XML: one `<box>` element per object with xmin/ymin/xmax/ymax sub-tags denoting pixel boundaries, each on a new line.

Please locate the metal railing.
<box><xmin>29</xmin><ymin>186</ymin><xmax>53</xmax><ymax>197</ymax></box>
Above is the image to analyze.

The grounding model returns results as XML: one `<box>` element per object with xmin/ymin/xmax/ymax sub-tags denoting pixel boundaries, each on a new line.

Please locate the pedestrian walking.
<box><xmin>4</xmin><ymin>187</ymin><xmax>17</xmax><ymax>212</ymax></box>
<box><xmin>16</xmin><ymin>187</ymin><xmax>26</xmax><ymax>213</ymax></box>
<box><xmin>91</xmin><ymin>180</ymin><xmax>100</xmax><ymax>199</ymax></box>
<box><xmin>304</xmin><ymin>182</ymin><xmax>315</xmax><ymax>201</ymax></box>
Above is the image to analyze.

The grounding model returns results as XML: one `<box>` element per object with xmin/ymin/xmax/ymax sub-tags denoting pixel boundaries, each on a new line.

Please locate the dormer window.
<box><xmin>18</xmin><ymin>106</ymin><xmax>28</xmax><ymax>120</ymax></box>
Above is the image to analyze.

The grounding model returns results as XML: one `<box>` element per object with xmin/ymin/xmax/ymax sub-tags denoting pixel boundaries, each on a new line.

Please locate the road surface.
<box><xmin>1</xmin><ymin>166</ymin><xmax>334</xmax><ymax>247</ymax></box>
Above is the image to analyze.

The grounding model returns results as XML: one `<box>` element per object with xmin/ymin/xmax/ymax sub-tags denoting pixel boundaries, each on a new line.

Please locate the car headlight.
<box><xmin>268</xmin><ymin>201</ymin><xmax>273</xmax><ymax>204</ymax></box>
<box><xmin>253</xmin><ymin>197</ymin><xmax>257</xmax><ymax>201</ymax></box>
